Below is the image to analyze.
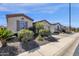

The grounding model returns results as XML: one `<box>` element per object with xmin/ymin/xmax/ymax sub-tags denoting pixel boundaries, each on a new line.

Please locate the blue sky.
<box><xmin>0</xmin><ymin>3</ymin><xmax>79</xmax><ymax>28</ymax></box>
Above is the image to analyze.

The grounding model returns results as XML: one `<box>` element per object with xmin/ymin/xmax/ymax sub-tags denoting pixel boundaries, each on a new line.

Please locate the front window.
<box><xmin>17</xmin><ymin>20</ymin><xmax>28</xmax><ymax>31</ymax></box>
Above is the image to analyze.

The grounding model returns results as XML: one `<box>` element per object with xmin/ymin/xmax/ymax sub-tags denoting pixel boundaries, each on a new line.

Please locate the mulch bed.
<box><xmin>0</xmin><ymin>46</ymin><xmax>18</xmax><ymax>56</ymax></box>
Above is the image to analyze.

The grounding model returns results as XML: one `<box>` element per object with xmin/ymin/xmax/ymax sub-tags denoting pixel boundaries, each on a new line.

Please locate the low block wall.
<box><xmin>18</xmin><ymin>33</ymin><xmax>79</xmax><ymax>56</ymax></box>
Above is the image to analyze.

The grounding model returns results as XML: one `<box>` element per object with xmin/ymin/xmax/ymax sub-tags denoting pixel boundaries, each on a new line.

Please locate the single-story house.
<box><xmin>50</xmin><ymin>23</ymin><xmax>64</xmax><ymax>33</ymax></box>
<box><xmin>33</xmin><ymin>20</ymin><xmax>65</xmax><ymax>33</ymax></box>
<box><xmin>62</xmin><ymin>26</ymin><xmax>69</xmax><ymax>32</ymax></box>
<box><xmin>6</xmin><ymin>13</ymin><xmax>66</xmax><ymax>34</ymax></box>
<box><xmin>6</xmin><ymin>13</ymin><xmax>33</xmax><ymax>32</ymax></box>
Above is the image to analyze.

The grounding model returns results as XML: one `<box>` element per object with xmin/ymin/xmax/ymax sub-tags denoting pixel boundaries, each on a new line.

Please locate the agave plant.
<box><xmin>0</xmin><ymin>28</ymin><xmax>13</xmax><ymax>47</ymax></box>
<box><xmin>18</xmin><ymin>29</ymin><xmax>34</xmax><ymax>49</ymax></box>
<box><xmin>18</xmin><ymin>29</ymin><xmax>34</xmax><ymax>42</ymax></box>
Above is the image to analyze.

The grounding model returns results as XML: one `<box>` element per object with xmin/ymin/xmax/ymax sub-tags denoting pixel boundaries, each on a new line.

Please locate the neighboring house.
<box><xmin>33</xmin><ymin>20</ymin><xmax>65</xmax><ymax>33</ymax></box>
<box><xmin>33</xmin><ymin>20</ymin><xmax>51</xmax><ymax>30</ymax></box>
<box><xmin>63</xmin><ymin>26</ymin><xmax>70</xmax><ymax>32</ymax></box>
<box><xmin>6</xmin><ymin>13</ymin><xmax>66</xmax><ymax>34</ymax></box>
<box><xmin>50</xmin><ymin>23</ymin><xmax>64</xmax><ymax>33</ymax></box>
<box><xmin>6</xmin><ymin>13</ymin><xmax>33</xmax><ymax>32</ymax></box>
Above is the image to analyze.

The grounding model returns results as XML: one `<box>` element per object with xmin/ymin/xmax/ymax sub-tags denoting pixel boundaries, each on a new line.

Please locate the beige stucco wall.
<box><xmin>50</xmin><ymin>25</ymin><xmax>56</xmax><ymax>33</ymax></box>
<box><xmin>41</xmin><ymin>21</ymin><xmax>58</xmax><ymax>33</ymax></box>
<box><xmin>41</xmin><ymin>21</ymin><xmax>50</xmax><ymax>30</ymax></box>
<box><xmin>7</xmin><ymin>16</ymin><xmax>33</xmax><ymax>32</ymax></box>
<box><xmin>50</xmin><ymin>24</ymin><xmax>63</xmax><ymax>33</ymax></box>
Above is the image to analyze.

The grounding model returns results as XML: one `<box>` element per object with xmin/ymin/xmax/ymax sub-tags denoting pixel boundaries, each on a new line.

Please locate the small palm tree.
<box><xmin>0</xmin><ymin>28</ymin><xmax>13</xmax><ymax>47</ymax></box>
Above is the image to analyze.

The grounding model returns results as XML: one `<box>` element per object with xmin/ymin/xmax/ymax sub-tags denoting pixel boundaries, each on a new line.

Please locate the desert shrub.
<box><xmin>36</xmin><ymin>35</ymin><xmax>44</xmax><ymax>41</ymax></box>
<box><xmin>39</xmin><ymin>29</ymin><xmax>51</xmax><ymax>37</ymax></box>
<box><xmin>18</xmin><ymin>29</ymin><xmax>34</xmax><ymax>42</ymax></box>
<box><xmin>34</xmin><ymin>22</ymin><xmax>45</xmax><ymax>34</ymax></box>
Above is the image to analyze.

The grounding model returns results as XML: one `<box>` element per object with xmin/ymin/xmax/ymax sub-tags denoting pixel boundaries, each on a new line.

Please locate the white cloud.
<box><xmin>13</xmin><ymin>10</ymin><xmax>30</xmax><ymax>14</ymax></box>
<box><xmin>0</xmin><ymin>3</ymin><xmax>68</xmax><ymax>14</ymax></box>
<box><xmin>0</xmin><ymin>7</ymin><xmax>10</xmax><ymax>11</ymax></box>
<box><xmin>0</xmin><ymin>3</ymin><xmax>46</xmax><ymax>12</ymax></box>
<box><xmin>28</xmin><ymin>4</ymin><xmax>67</xmax><ymax>14</ymax></box>
<box><xmin>13</xmin><ymin>3</ymin><xmax>47</xmax><ymax>7</ymax></box>
<box><xmin>0</xmin><ymin>3</ymin><xmax>47</xmax><ymax>7</ymax></box>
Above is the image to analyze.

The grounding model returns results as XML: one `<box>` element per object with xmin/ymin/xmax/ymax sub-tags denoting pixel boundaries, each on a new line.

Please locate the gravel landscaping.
<box><xmin>0</xmin><ymin>33</ymin><xmax>72</xmax><ymax>56</ymax></box>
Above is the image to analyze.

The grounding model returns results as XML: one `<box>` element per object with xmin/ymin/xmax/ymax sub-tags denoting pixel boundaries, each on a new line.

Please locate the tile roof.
<box><xmin>6</xmin><ymin>13</ymin><xmax>33</xmax><ymax>21</ymax></box>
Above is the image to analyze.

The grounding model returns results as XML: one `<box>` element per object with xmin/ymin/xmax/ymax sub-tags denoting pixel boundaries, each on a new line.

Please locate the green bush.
<box><xmin>18</xmin><ymin>29</ymin><xmax>34</xmax><ymax>42</ymax></box>
<box><xmin>34</xmin><ymin>22</ymin><xmax>45</xmax><ymax>34</ymax></box>
<box><xmin>39</xmin><ymin>29</ymin><xmax>51</xmax><ymax>37</ymax></box>
<box><xmin>36</xmin><ymin>35</ymin><xmax>44</xmax><ymax>41</ymax></box>
<box><xmin>0</xmin><ymin>28</ymin><xmax>13</xmax><ymax>47</ymax></box>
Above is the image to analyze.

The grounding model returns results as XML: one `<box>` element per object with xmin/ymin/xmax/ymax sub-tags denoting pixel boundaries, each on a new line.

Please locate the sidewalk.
<box><xmin>63</xmin><ymin>37</ymin><xmax>79</xmax><ymax>56</ymax></box>
<box><xmin>18</xmin><ymin>33</ymin><xmax>79</xmax><ymax>56</ymax></box>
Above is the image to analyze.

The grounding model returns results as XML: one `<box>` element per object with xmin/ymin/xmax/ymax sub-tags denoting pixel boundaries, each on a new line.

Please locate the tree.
<box><xmin>34</xmin><ymin>22</ymin><xmax>45</xmax><ymax>34</ymax></box>
<box><xmin>0</xmin><ymin>28</ymin><xmax>13</xmax><ymax>47</ymax></box>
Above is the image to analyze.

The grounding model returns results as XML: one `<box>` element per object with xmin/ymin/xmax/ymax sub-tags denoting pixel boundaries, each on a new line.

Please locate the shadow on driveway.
<box><xmin>44</xmin><ymin>36</ymin><xmax>58</xmax><ymax>42</ymax></box>
<box><xmin>21</xmin><ymin>40</ymin><xmax>40</xmax><ymax>52</ymax></box>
